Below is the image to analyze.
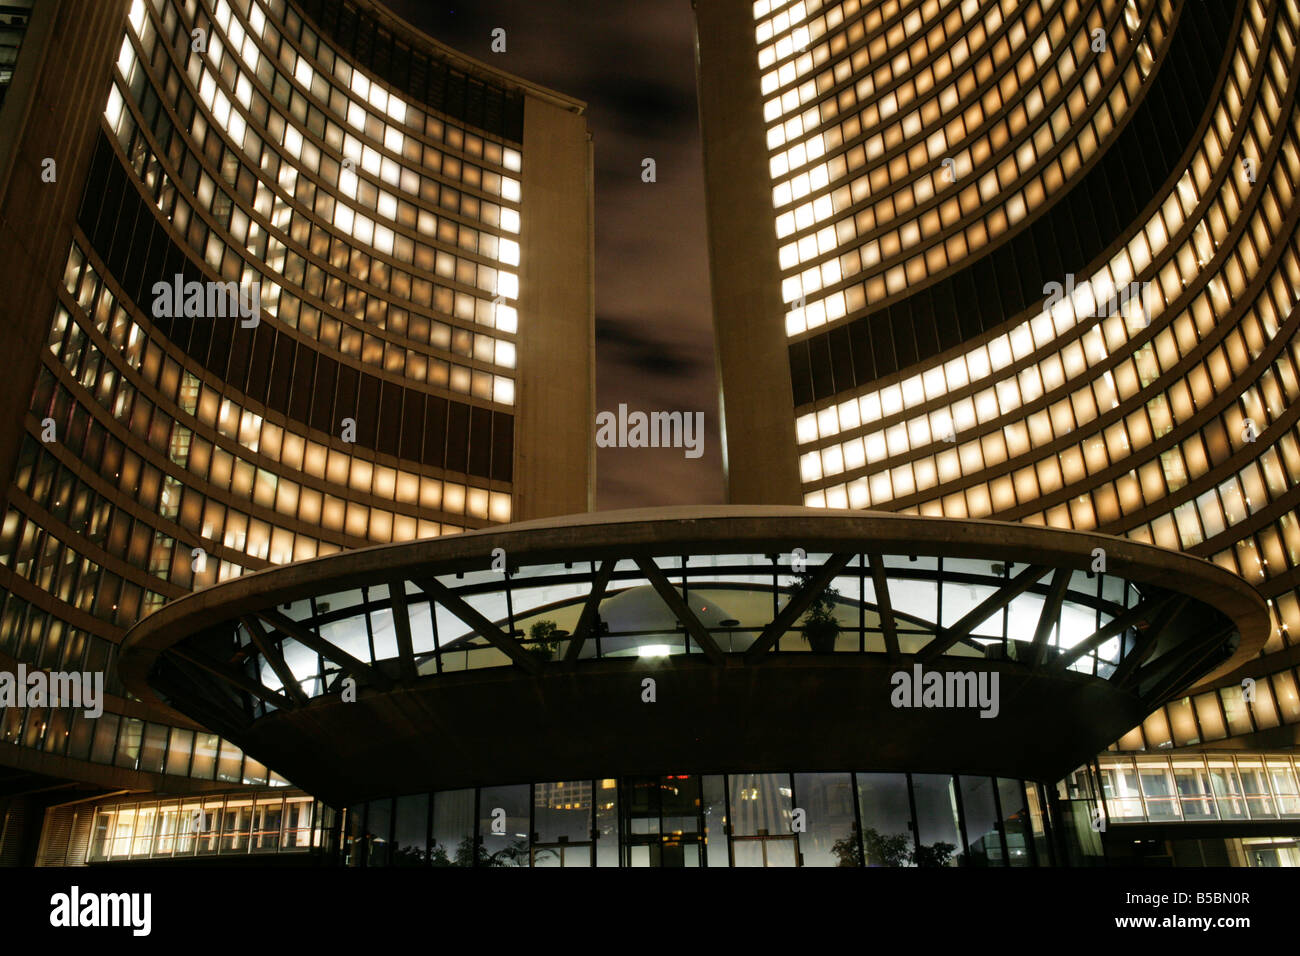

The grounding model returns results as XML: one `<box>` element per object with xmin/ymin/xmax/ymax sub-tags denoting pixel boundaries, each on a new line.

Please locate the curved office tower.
<box><xmin>0</xmin><ymin>0</ymin><xmax>592</xmax><ymax>862</ymax></box>
<box><xmin>698</xmin><ymin>0</ymin><xmax>1300</xmax><ymax>858</ymax></box>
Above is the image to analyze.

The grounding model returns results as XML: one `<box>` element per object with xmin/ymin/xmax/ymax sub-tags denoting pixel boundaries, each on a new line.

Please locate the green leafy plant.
<box><xmin>490</xmin><ymin>837</ymin><xmax>532</xmax><ymax>867</ymax></box>
<box><xmin>795</xmin><ymin>572</ymin><xmax>841</xmax><ymax>652</ymax></box>
<box><xmin>830</xmin><ymin>827</ymin><xmax>944</xmax><ymax>867</ymax></box>
<box><xmin>431</xmin><ymin>836</ymin><xmax>504</xmax><ymax>867</ymax></box>
<box><xmin>830</xmin><ymin>832</ymin><xmax>863</xmax><ymax>867</ymax></box>
<box><xmin>391</xmin><ymin>844</ymin><xmax>430</xmax><ymax>867</ymax></box>
<box><xmin>864</xmin><ymin>828</ymin><xmax>914</xmax><ymax>867</ymax></box>
<box><xmin>911</xmin><ymin>841</ymin><xmax>956</xmax><ymax>867</ymax></box>
<box><xmin>528</xmin><ymin>619</ymin><xmax>561</xmax><ymax>661</ymax></box>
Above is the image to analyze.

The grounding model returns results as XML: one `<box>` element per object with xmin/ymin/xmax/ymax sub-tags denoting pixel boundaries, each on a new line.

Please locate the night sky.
<box><xmin>383</xmin><ymin>0</ymin><xmax>726</xmax><ymax>511</ymax></box>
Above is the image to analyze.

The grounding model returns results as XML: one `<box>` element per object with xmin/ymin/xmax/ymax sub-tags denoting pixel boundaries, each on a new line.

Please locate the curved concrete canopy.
<box><xmin>123</xmin><ymin>506</ymin><xmax>1270</xmax><ymax>682</ymax></box>
<box><xmin>118</xmin><ymin>507</ymin><xmax>1270</xmax><ymax>803</ymax></box>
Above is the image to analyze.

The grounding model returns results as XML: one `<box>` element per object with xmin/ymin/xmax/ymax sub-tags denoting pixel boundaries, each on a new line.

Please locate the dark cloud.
<box><xmin>382</xmin><ymin>0</ymin><xmax>722</xmax><ymax>509</ymax></box>
<box><xmin>596</xmin><ymin>316</ymin><xmax>709</xmax><ymax>379</ymax></box>
<box><xmin>589</xmin><ymin>76</ymin><xmax>699</xmax><ymax>134</ymax></box>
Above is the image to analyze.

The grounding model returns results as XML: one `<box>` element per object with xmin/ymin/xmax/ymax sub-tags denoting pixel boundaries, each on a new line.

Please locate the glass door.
<box><xmin>621</xmin><ymin>775</ymin><xmax>704</xmax><ymax>867</ymax></box>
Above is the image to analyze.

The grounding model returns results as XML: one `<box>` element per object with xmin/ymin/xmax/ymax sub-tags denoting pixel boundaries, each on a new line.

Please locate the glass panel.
<box><xmin>659</xmin><ymin>775</ymin><xmax>704</xmax><ymax>867</ymax></box>
<box><xmin>65</xmin><ymin>710</ymin><xmax>93</xmax><ymax>760</ymax></box>
<box><xmin>728</xmin><ymin>772</ymin><xmax>796</xmax><ymax>867</ymax></box>
<box><xmin>1141</xmin><ymin>708</ymin><xmax>1173</xmax><ymax>750</ymax></box>
<box><xmin>366</xmin><ymin>797</ymin><xmax>393</xmax><ymax>866</ymax></box>
<box><xmin>597</xmin><ymin>583</ymin><xmax>690</xmax><ymax>659</ymax></box>
<box><xmin>996</xmin><ymin>778</ymin><xmax>1032</xmax><ymax>867</ymax></box>
<box><xmin>1173</xmin><ymin>759</ymin><xmax>1217</xmax><ymax>820</ymax></box>
<box><xmin>595</xmin><ymin>779</ymin><xmax>619</xmax><ymax>868</ymax></box>
<box><xmin>367</xmin><ymin>585</ymin><xmax>400</xmax><ymax>662</ymax></box>
<box><xmin>1208</xmin><ymin>760</ymin><xmax>1247</xmax><ymax>819</ymax></box>
<box><xmin>319</xmin><ymin>611</ymin><xmax>372</xmax><ymax>664</ymax></box>
<box><xmin>1240</xmin><ymin>837</ymin><xmax>1300</xmax><ymax>867</ymax></box>
<box><xmin>958</xmin><ymin>776</ymin><xmax>1004</xmax><ymax>866</ymax></box>
<box><xmin>283</xmin><ymin>796</ymin><xmax>317</xmax><ymax>851</ymax></box>
<box><xmin>1237</xmin><ymin>759</ymin><xmax>1276</xmax><ymax>819</ymax></box>
<box><xmin>108</xmin><ymin>806</ymin><xmax>136</xmax><ymax>859</ymax></box>
<box><xmin>910</xmin><ymin>774</ymin><xmax>960</xmax><ymax>866</ymax></box>
<box><xmin>702</xmin><ymin>774</ymin><xmax>729</xmax><ymax>867</ymax></box>
<box><xmin>240</xmin><ymin>755</ymin><xmax>269</xmax><ymax>787</ymax></box>
<box><xmin>154</xmin><ymin>802</ymin><xmax>180</xmax><ymax>857</ymax></box>
<box><xmin>1250</xmin><ymin>676</ymin><xmax>1281</xmax><ymax>729</ymax></box>
<box><xmin>793</xmin><ymin>772</ymin><xmax>857</xmax><ymax>867</ymax></box>
<box><xmin>1220</xmin><ymin>684</ymin><xmax>1254</xmax><ymax>735</ymax></box>
<box><xmin>89</xmin><ymin>713</ymin><xmax>119</xmax><ymax>763</ymax></box>
<box><xmin>431</xmin><ymin>788</ymin><xmax>476</xmax><ymax>866</ymax></box>
<box><xmin>216</xmin><ymin>739</ymin><xmax>243</xmax><ymax>782</ymax></box>
<box><xmin>1024</xmin><ymin>783</ymin><xmax>1053</xmax><ymax>866</ymax></box>
<box><xmin>195</xmin><ymin>798</ymin><xmax>224</xmax><ymax>855</ymax></box>
<box><xmin>87</xmin><ymin>810</ymin><xmax>113</xmax><ymax>862</ymax></box>
<box><xmin>533</xmin><ymin>780</ymin><xmax>592</xmax><ymax>867</ymax></box>
<box><xmin>620</xmin><ymin>775</ymin><xmax>703</xmax><ymax>867</ymax></box>
<box><xmin>1167</xmin><ymin>697</ymin><xmax>1199</xmax><ymax>746</ymax></box>
<box><xmin>252</xmin><ymin>797</ymin><xmax>283</xmax><ymax>852</ymax></box>
<box><xmin>1100</xmin><ymin>760</ymin><xmax>1145</xmax><ymax>820</ymax></box>
<box><xmin>479</xmin><ymin>783</ymin><xmax>529</xmax><ymax>866</ymax></box>
<box><xmin>173</xmin><ymin>800</ymin><xmax>205</xmax><ymax>856</ymax></box>
<box><xmin>131</xmin><ymin>805</ymin><xmax>157</xmax><ymax>857</ymax></box>
<box><xmin>1137</xmin><ymin>758</ymin><xmax>1181</xmax><ymax>820</ymax></box>
<box><xmin>221</xmin><ymin>798</ymin><xmax>253</xmax><ymax>853</ymax></box>
<box><xmin>856</xmin><ymin>772</ymin><xmax>913</xmax><ymax>867</ymax></box>
<box><xmin>191</xmin><ymin>732</ymin><xmax>219</xmax><ymax>779</ymax></box>
<box><xmin>1272</xmin><ymin>671</ymin><xmax>1300</xmax><ymax>723</ymax></box>
<box><xmin>393</xmin><ymin>794</ymin><xmax>429</xmax><ymax>866</ymax></box>
<box><xmin>164</xmin><ymin>728</ymin><xmax>192</xmax><ymax>777</ymax></box>
<box><xmin>344</xmin><ymin>805</ymin><xmax>365</xmax><ymax>867</ymax></box>
<box><xmin>139</xmin><ymin>722</ymin><xmax>168</xmax><ymax>773</ymax></box>
<box><xmin>1193</xmin><ymin>692</ymin><xmax>1227</xmax><ymax>741</ymax></box>
<box><xmin>1267</xmin><ymin>759</ymin><xmax>1300</xmax><ymax>817</ymax></box>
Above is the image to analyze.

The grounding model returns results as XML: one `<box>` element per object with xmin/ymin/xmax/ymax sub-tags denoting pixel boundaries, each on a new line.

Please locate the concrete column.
<box><xmin>514</xmin><ymin>94</ymin><xmax>595</xmax><ymax>519</ymax></box>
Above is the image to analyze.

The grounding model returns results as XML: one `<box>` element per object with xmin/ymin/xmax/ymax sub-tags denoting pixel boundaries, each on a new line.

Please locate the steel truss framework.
<box><xmin>121</xmin><ymin>512</ymin><xmax>1268</xmax><ymax>743</ymax></box>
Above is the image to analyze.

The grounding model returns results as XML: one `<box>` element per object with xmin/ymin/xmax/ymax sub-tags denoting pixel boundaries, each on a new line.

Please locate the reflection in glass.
<box><xmin>284</xmin><ymin>795</ymin><xmax>316</xmax><ymax>850</ymax></box>
<box><xmin>1023</xmin><ymin>783</ymin><xmax>1054</xmax><ymax>866</ymax></box>
<box><xmin>479</xmin><ymin>783</ymin><xmax>529</xmax><ymax>866</ymax></box>
<box><xmin>154</xmin><ymin>801</ymin><xmax>181</xmax><ymax>857</ymax></box>
<box><xmin>855</xmin><ymin>772</ymin><xmax>912</xmax><ymax>867</ymax></box>
<box><xmin>431</xmin><ymin>788</ymin><xmax>475</xmax><ymax>866</ymax></box>
<box><xmin>621</xmin><ymin>775</ymin><xmax>703</xmax><ymax>867</ymax></box>
<box><xmin>221</xmin><ymin>798</ymin><xmax>253</xmax><ymax>852</ymax></box>
<box><xmin>729</xmin><ymin>772</ymin><xmax>796</xmax><ymax>867</ymax></box>
<box><xmin>1237</xmin><ymin>759</ymin><xmax>1276</xmax><ymax>819</ymax></box>
<box><xmin>533</xmin><ymin>780</ymin><xmax>592</xmax><ymax>867</ymax></box>
<box><xmin>911</xmin><ymin>774</ymin><xmax>960</xmax><ymax>867</ymax></box>
<box><xmin>595</xmin><ymin>778</ymin><xmax>619</xmax><ymax>868</ymax></box>
<box><xmin>1174</xmin><ymin>759</ymin><xmax>1217</xmax><ymax>820</ymax></box>
<box><xmin>366</xmin><ymin>797</ymin><xmax>392</xmax><ymax>866</ymax></box>
<box><xmin>794</xmin><ymin>772</ymin><xmax>857</xmax><ymax>867</ymax></box>
<box><xmin>253</xmin><ymin>797</ymin><xmax>283</xmax><ymax>852</ymax></box>
<box><xmin>1208</xmin><ymin>760</ymin><xmax>1247</xmax><ymax>819</ymax></box>
<box><xmin>1268</xmin><ymin>759</ymin><xmax>1300</xmax><ymax>817</ymax></box>
<box><xmin>1137</xmin><ymin>759</ymin><xmax>1181</xmax><ymax>820</ymax></box>
<box><xmin>196</xmin><ymin>798</ymin><xmax>223</xmax><ymax>856</ymax></box>
<box><xmin>996</xmin><ymin>778</ymin><xmax>1031</xmax><ymax>867</ymax></box>
<box><xmin>702</xmin><ymin>774</ymin><xmax>728</xmax><ymax>867</ymax></box>
<box><xmin>393</xmin><ymin>793</ymin><xmax>429</xmax><ymax>865</ymax></box>
<box><xmin>958</xmin><ymin>776</ymin><xmax>1003</xmax><ymax>866</ymax></box>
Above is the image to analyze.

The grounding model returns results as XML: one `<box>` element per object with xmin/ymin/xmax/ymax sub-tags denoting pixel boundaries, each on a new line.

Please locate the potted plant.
<box><xmin>528</xmin><ymin>619</ymin><xmax>561</xmax><ymax>661</ymax></box>
<box><xmin>796</xmin><ymin>572</ymin><xmax>841</xmax><ymax>652</ymax></box>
